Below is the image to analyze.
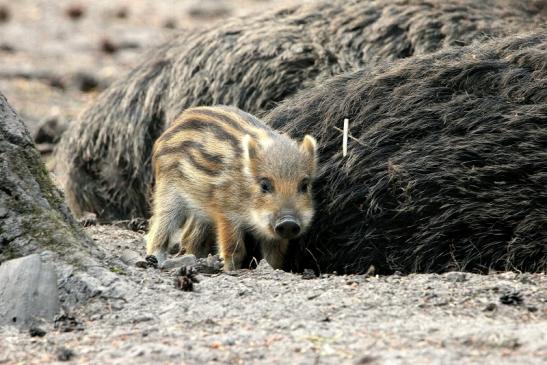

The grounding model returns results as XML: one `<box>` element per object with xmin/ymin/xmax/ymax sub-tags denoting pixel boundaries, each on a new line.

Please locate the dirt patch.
<box><xmin>1</xmin><ymin>225</ymin><xmax>545</xmax><ymax>364</ymax></box>
<box><xmin>0</xmin><ymin>0</ymin><xmax>297</xmax><ymax>135</ymax></box>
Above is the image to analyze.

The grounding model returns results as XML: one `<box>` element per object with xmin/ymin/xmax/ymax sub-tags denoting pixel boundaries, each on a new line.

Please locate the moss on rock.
<box><xmin>0</xmin><ymin>92</ymin><xmax>93</xmax><ymax>265</ymax></box>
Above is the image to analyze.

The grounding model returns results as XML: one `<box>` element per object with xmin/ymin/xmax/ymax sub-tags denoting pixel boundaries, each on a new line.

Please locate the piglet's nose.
<box><xmin>275</xmin><ymin>217</ymin><xmax>301</xmax><ymax>239</ymax></box>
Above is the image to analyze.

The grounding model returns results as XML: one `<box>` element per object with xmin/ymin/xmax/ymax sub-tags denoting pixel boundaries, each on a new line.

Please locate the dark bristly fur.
<box><xmin>265</xmin><ymin>33</ymin><xmax>547</xmax><ymax>274</ymax></box>
<box><xmin>55</xmin><ymin>0</ymin><xmax>546</xmax><ymax>220</ymax></box>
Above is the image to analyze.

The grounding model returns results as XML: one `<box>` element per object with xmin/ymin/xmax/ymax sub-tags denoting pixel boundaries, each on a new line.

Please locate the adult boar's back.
<box><xmin>267</xmin><ymin>32</ymin><xmax>547</xmax><ymax>274</ymax></box>
<box><xmin>54</xmin><ymin>0</ymin><xmax>546</xmax><ymax>221</ymax></box>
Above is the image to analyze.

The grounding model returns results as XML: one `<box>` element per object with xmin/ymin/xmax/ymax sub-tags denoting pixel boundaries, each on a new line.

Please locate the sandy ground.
<box><xmin>1</xmin><ymin>225</ymin><xmax>546</xmax><ymax>365</ymax></box>
<box><xmin>0</xmin><ymin>0</ymin><xmax>298</xmax><ymax>135</ymax></box>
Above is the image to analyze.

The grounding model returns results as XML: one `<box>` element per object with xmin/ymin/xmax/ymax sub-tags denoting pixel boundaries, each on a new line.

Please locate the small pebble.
<box><xmin>500</xmin><ymin>291</ymin><xmax>523</xmax><ymax>305</ymax></box>
<box><xmin>115</xmin><ymin>7</ymin><xmax>129</xmax><ymax>19</ymax></box>
<box><xmin>0</xmin><ymin>5</ymin><xmax>10</xmax><ymax>23</ymax></box>
<box><xmin>518</xmin><ymin>274</ymin><xmax>535</xmax><ymax>285</ymax></box>
<box><xmin>135</xmin><ymin>260</ymin><xmax>148</xmax><ymax>269</ymax></box>
<box><xmin>29</xmin><ymin>327</ymin><xmax>46</xmax><ymax>337</ymax></box>
<box><xmin>120</xmin><ymin>249</ymin><xmax>144</xmax><ymax>267</ymax></box>
<box><xmin>307</xmin><ymin>293</ymin><xmax>321</xmax><ymax>300</ymax></box>
<box><xmin>302</xmin><ymin>269</ymin><xmax>316</xmax><ymax>280</ymax></box>
<box><xmin>57</xmin><ymin>347</ymin><xmax>75</xmax><ymax>361</ymax></box>
<box><xmin>65</xmin><ymin>5</ymin><xmax>85</xmax><ymax>20</ymax></box>
<box><xmin>224</xmin><ymin>338</ymin><xmax>236</xmax><ymax>346</ymax></box>
<box><xmin>48</xmin><ymin>76</ymin><xmax>65</xmax><ymax>90</ymax></box>
<box><xmin>355</xmin><ymin>355</ymin><xmax>376</xmax><ymax>364</ymax></box>
<box><xmin>100</xmin><ymin>37</ymin><xmax>118</xmax><ymax>54</ymax></box>
<box><xmin>445</xmin><ymin>272</ymin><xmax>467</xmax><ymax>283</ymax></box>
<box><xmin>163</xmin><ymin>18</ymin><xmax>177</xmax><ymax>29</ymax></box>
<box><xmin>0</xmin><ymin>43</ymin><xmax>14</xmax><ymax>52</ymax></box>
<box><xmin>71</xmin><ymin>72</ymin><xmax>100</xmax><ymax>93</ymax></box>
<box><xmin>161</xmin><ymin>254</ymin><xmax>197</xmax><ymax>270</ymax></box>
<box><xmin>256</xmin><ymin>259</ymin><xmax>274</xmax><ymax>273</ymax></box>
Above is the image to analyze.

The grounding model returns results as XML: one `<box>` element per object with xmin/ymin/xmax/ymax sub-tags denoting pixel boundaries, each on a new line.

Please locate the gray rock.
<box><xmin>0</xmin><ymin>92</ymin><xmax>117</xmax><ymax>306</ymax></box>
<box><xmin>256</xmin><ymin>259</ymin><xmax>274</xmax><ymax>273</ymax></box>
<box><xmin>160</xmin><ymin>254</ymin><xmax>197</xmax><ymax>270</ymax></box>
<box><xmin>0</xmin><ymin>91</ymin><xmax>94</xmax><ymax>263</ymax></box>
<box><xmin>205</xmin><ymin>254</ymin><xmax>222</xmax><ymax>268</ymax></box>
<box><xmin>120</xmin><ymin>249</ymin><xmax>147</xmax><ymax>268</ymax></box>
<box><xmin>0</xmin><ymin>254</ymin><xmax>60</xmax><ymax>327</ymax></box>
<box><xmin>102</xmin><ymin>278</ymin><xmax>137</xmax><ymax>301</ymax></box>
<box><xmin>194</xmin><ymin>254</ymin><xmax>223</xmax><ymax>274</ymax></box>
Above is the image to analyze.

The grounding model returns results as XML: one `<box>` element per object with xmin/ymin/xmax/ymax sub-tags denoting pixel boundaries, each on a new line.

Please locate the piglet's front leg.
<box><xmin>215</xmin><ymin>214</ymin><xmax>246</xmax><ymax>271</ymax></box>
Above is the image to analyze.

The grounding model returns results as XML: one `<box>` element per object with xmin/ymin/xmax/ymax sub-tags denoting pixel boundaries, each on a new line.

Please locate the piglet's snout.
<box><xmin>274</xmin><ymin>216</ymin><xmax>301</xmax><ymax>239</ymax></box>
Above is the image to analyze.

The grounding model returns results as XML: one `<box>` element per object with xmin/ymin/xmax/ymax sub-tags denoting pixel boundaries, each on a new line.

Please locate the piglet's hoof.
<box><xmin>145</xmin><ymin>255</ymin><xmax>158</xmax><ymax>269</ymax></box>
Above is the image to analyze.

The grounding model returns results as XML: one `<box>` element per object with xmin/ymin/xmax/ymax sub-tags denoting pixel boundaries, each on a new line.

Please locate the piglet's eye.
<box><xmin>299</xmin><ymin>178</ymin><xmax>309</xmax><ymax>193</ymax></box>
<box><xmin>259</xmin><ymin>178</ymin><xmax>274</xmax><ymax>193</ymax></box>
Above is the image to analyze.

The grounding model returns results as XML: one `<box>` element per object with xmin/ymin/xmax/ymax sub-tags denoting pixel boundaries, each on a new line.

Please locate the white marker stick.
<box><xmin>342</xmin><ymin>118</ymin><xmax>349</xmax><ymax>157</ymax></box>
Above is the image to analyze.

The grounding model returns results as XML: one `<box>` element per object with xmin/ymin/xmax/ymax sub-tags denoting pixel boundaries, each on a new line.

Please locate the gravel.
<box><xmin>1</xmin><ymin>225</ymin><xmax>546</xmax><ymax>364</ymax></box>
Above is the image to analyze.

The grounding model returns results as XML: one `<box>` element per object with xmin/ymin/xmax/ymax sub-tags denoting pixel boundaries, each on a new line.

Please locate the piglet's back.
<box><xmin>152</xmin><ymin>106</ymin><xmax>272</xmax><ymax>183</ymax></box>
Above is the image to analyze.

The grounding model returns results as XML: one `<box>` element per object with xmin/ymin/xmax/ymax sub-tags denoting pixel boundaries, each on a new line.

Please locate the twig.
<box><xmin>332</xmin><ymin>126</ymin><xmax>366</xmax><ymax>147</ymax></box>
<box><xmin>342</xmin><ymin>118</ymin><xmax>349</xmax><ymax>157</ymax></box>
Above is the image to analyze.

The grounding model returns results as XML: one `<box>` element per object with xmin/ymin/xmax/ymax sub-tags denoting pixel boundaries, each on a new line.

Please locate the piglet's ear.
<box><xmin>299</xmin><ymin>135</ymin><xmax>317</xmax><ymax>175</ymax></box>
<box><xmin>242</xmin><ymin>134</ymin><xmax>259</xmax><ymax>176</ymax></box>
<box><xmin>300</xmin><ymin>135</ymin><xmax>317</xmax><ymax>157</ymax></box>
